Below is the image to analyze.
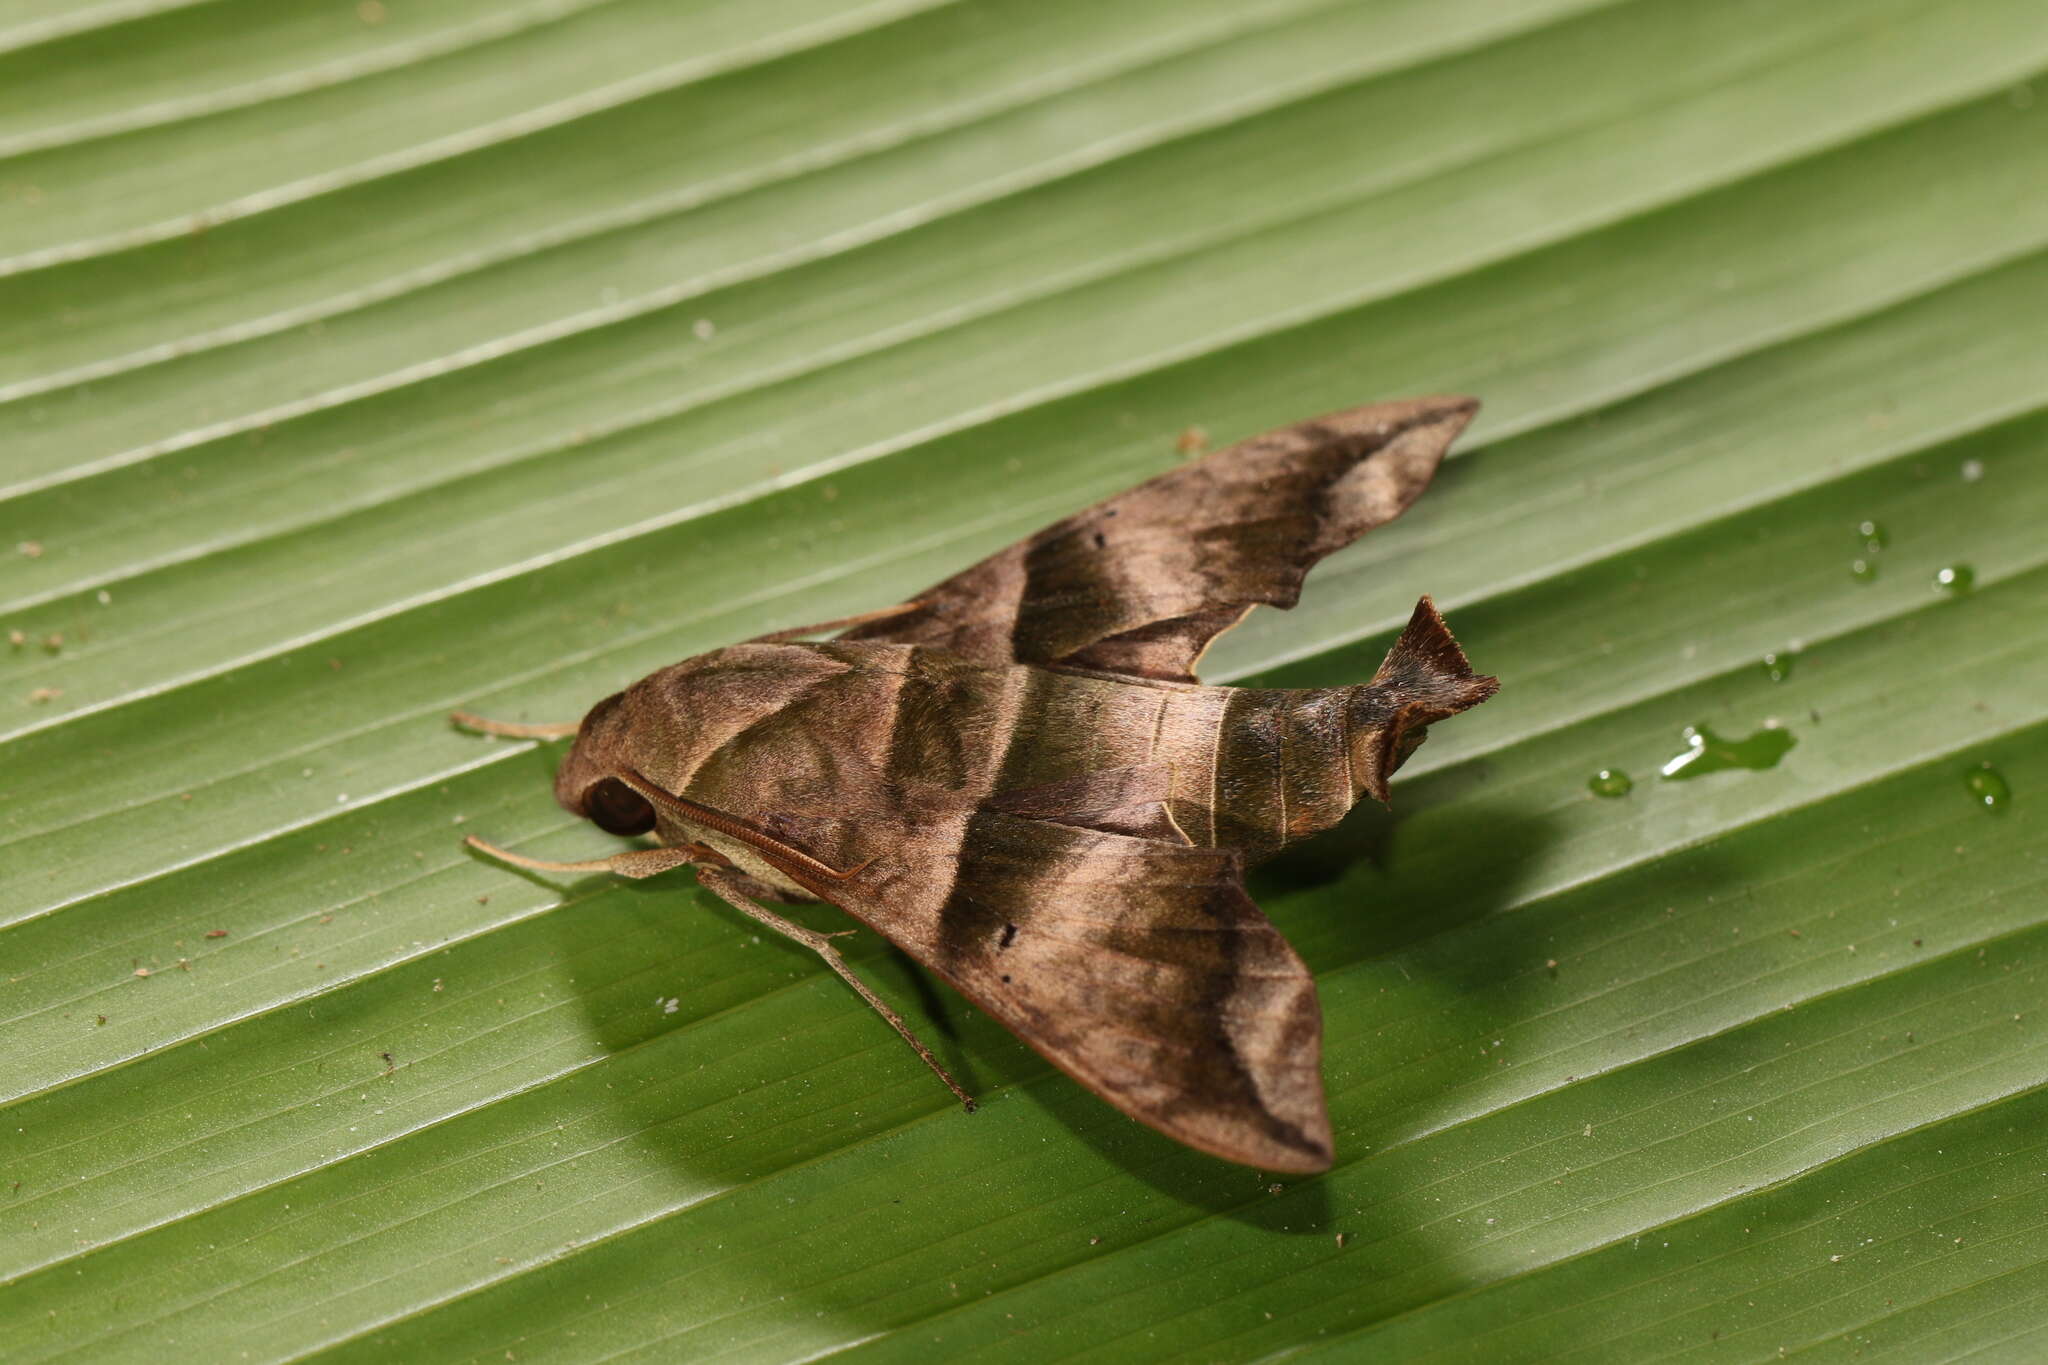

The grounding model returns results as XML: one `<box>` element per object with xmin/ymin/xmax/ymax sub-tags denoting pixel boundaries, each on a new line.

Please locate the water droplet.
<box><xmin>1856</xmin><ymin>519</ymin><xmax>1889</xmax><ymax>552</ymax></box>
<box><xmin>1849</xmin><ymin>557</ymin><xmax>1879</xmax><ymax>583</ymax></box>
<box><xmin>1966</xmin><ymin>765</ymin><xmax>2011</xmax><ymax>812</ymax></box>
<box><xmin>1660</xmin><ymin>723</ymin><xmax>1796</xmax><ymax>780</ymax></box>
<box><xmin>1761</xmin><ymin>652</ymin><xmax>1794</xmax><ymax>683</ymax></box>
<box><xmin>1589</xmin><ymin>769</ymin><xmax>1633</xmax><ymax>798</ymax></box>
<box><xmin>1933</xmin><ymin>564</ymin><xmax>1975</xmax><ymax>596</ymax></box>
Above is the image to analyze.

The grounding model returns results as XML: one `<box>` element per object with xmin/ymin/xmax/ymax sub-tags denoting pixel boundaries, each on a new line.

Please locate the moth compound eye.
<box><xmin>585</xmin><ymin>777</ymin><xmax>655</xmax><ymax>837</ymax></box>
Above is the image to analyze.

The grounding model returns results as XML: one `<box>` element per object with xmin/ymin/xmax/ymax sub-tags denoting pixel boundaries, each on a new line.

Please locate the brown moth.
<box><xmin>457</xmin><ymin>397</ymin><xmax>1497</xmax><ymax>1174</ymax></box>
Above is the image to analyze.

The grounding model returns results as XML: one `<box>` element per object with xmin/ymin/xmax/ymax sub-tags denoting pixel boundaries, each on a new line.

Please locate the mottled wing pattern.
<box><xmin>841</xmin><ymin>396</ymin><xmax>1478</xmax><ymax>681</ymax></box>
<box><xmin>807</xmin><ymin>803</ymin><xmax>1332</xmax><ymax>1174</ymax></box>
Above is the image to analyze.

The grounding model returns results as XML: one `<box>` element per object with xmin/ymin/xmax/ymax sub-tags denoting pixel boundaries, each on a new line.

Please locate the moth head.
<box><xmin>552</xmin><ymin>691</ymin><xmax>657</xmax><ymax>837</ymax></box>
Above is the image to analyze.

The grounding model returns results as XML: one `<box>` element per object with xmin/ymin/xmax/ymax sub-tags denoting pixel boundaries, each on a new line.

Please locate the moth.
<box><xmin>457</xmin><ymin>397</ymin><xmax>1497</xmax><ymax>1174</ymax></box>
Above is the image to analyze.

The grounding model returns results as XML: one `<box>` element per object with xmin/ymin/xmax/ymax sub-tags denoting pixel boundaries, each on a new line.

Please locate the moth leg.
<box><xmin>695</xmin><ymin>865</ymin><xmax>977</xmax><ymax>1114</ymax></box>
<box><xmin>716</xmin><ymin>868</ymin><xmax>819</xmax><ymax>904</ymax></box>
<box><xmin>463</xmin><ymin>834</ymin><xmax>702</xmax><ymax>880</ymax></box>
<box><xmin>668</xmin><ymin>844</ymin><xmax>814</xmax><ymax>902</ymax></box>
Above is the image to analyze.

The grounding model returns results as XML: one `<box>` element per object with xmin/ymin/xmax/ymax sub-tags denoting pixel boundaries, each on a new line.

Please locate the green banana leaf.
<box><xmin>3</xmin><ymin>0</ymin><xmax>2043</xmax><ymax>1359</ymax></box>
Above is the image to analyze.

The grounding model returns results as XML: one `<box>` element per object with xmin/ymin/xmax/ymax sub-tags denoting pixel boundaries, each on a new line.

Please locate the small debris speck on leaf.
<box><xmin>205</xmin><ymin>929</ymin><xmax>228</xmax><ymax>939</ymax></box>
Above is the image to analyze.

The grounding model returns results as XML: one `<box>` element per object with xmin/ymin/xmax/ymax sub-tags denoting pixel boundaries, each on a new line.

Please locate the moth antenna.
<box><xmin>745</xmin><ymin>600</ymin><xmax>923</xmax><ymax>644</ymax></box>
<box><xmin>462</xmin><ymin>834</ymin><xmax>699</xmax><ymax>880</ymax></box>
<box><xmin>696</xmin><ymin>865</ymin><xmax>977</xmax><ymax>1114</ymax></box>
<box><xmin>450</xmin><ymin>710</ymin><xmax>581</xmax><ymax>740</ymax></box>
<box><xmin>618</xmin><ymin>769</ymin><xmax>874</xmax><ymax>885</ymax></box>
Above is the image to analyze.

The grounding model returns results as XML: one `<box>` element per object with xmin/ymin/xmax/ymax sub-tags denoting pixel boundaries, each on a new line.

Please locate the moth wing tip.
<box><xmin>1246</xmin><ymin>1132</ymin><xmax>1335</xmax><ymax>1177</ymax></box>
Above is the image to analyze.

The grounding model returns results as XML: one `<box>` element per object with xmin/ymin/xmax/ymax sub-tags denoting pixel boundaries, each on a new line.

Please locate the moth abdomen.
<box><xmin>1196</xmin><ymin>598</ymin><xmax>1495</xmax><ymax>860</ymax></box>
<box><xmin>1345</xmin><ymin>596</ymin><xmax>1499</xmax><ymax>804</ymax></box>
